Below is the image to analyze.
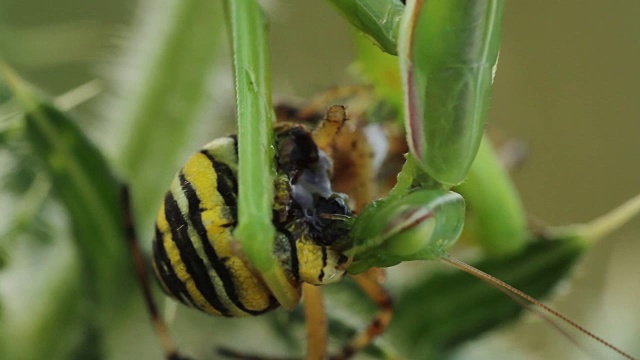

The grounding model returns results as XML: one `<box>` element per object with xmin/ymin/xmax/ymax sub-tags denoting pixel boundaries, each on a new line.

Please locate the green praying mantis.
<box><xmin>0</xmin><ymin>0</ymin><xmax>639</xmax><ymax>359</ymax></box>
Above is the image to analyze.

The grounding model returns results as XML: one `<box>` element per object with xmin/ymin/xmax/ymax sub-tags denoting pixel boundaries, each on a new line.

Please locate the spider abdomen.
<box><xmin>152</xmin><ymin>125</ymin><xmax>353</xmax><ymax>318</ymax></box>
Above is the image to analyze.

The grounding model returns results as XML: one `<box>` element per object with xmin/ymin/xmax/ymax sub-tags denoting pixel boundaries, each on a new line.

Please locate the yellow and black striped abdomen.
<box><xmin>152</xmin><ymin>137</ymin><xmax>278</xmax><ymax>317</ymax></box>
<box><xmin>152</xmin><ymin>124</ymin><xmax>354</xmax><ymax>318</ymax></box>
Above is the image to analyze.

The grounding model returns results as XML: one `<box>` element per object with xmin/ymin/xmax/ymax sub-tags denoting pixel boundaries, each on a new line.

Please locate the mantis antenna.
<box><xmin>442</xmin><ymin>255</ymin><xmax>638</xmax><ymax>360</ymax></box>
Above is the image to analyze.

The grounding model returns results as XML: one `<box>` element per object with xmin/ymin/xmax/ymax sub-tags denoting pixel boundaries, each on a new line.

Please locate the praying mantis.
<box><xmin>0</xmin><ymin>0</ymin><xmax>639</xmax><ymax>359</ymax></box>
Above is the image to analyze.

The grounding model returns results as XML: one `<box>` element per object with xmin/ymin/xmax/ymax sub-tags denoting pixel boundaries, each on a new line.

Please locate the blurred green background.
<box><xmin>1</xmin><ymin>0</ymin><xmax>639</xmax><ymax>359</ymax></box>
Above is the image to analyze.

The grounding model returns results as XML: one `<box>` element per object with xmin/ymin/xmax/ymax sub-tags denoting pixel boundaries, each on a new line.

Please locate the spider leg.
<box><xmin>121</xmin><ymin>186</ymin><xmax>191</xmax><ymax>360</ymax></box>
<box><xmin>311</xmin><ymin>105</ymin><xmax>348</xmax><ymax>155</ymax></box>
<box><xmin>303</xmin><ymin>283</ymin><xmax>328</xmax><ymax>360</ymax></box>
<box><xmin>330</xmin><ymin>269</ymin><xmax>393</xmax><ymax>360</ymax></box>
<box><xmin>298</xmin><ymin>86</ymin><xmax>372</xmax><ymax>121</ymax></box>
<box><xmin>331</xmin><ymin>124</ymin><xmax>375</xmax><ymax>213</ymax></box>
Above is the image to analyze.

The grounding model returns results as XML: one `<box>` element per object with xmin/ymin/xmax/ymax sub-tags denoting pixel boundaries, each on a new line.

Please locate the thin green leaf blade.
<box><xmin>2</xmin><ymin>66</ymin><xmax>129</xmax><ymax>318</ymax></box>
<box><xmin>0</xmin><ymin>65</ymin><xmax>131</xmax><ymax>359</ymax></box>
<box><xmin>117</xmin><ymin>0</ymin><xmax>222</xmax><ymax>228</ymax></box>
<box><xmin>26</xmin><ymin>105</ymin><xmax>129</xmax><ymax>312</ymax></box>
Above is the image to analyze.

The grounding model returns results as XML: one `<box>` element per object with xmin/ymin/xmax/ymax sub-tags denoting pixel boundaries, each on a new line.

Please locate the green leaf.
<box><xmin>117</xmin><ymin>0</ymin><xmax>223</xmax><ymax>229</ymax></box>
<box><xmin>2</xmin><ymin>66</ymin><xmax>130</xmax><ymax>322</ymax></box>
<box><xmin>326</xmin><ymin>0</ymin><xmax>405</xmax><ymax>55</ymax></box>
<box><xmin>391</xmin><ymin>234</ymin><xmax>585</xmax><ymax>359</ymax></box>
<box><xmin>399</xmin><ymin>0</ymin><xmax>505</xmax><ymax>185</ymax></box>
<box><xmin>0</xmin><ymin>236</ymin><xmax>90</xmax><ymax>360</ymax></box>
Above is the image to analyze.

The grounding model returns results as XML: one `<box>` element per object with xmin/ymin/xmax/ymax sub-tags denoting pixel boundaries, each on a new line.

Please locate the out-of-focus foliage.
<box><xmin>0</xmin><ymin>1</ymin><xmax>638</xmax><ymax>360</ymax></box>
